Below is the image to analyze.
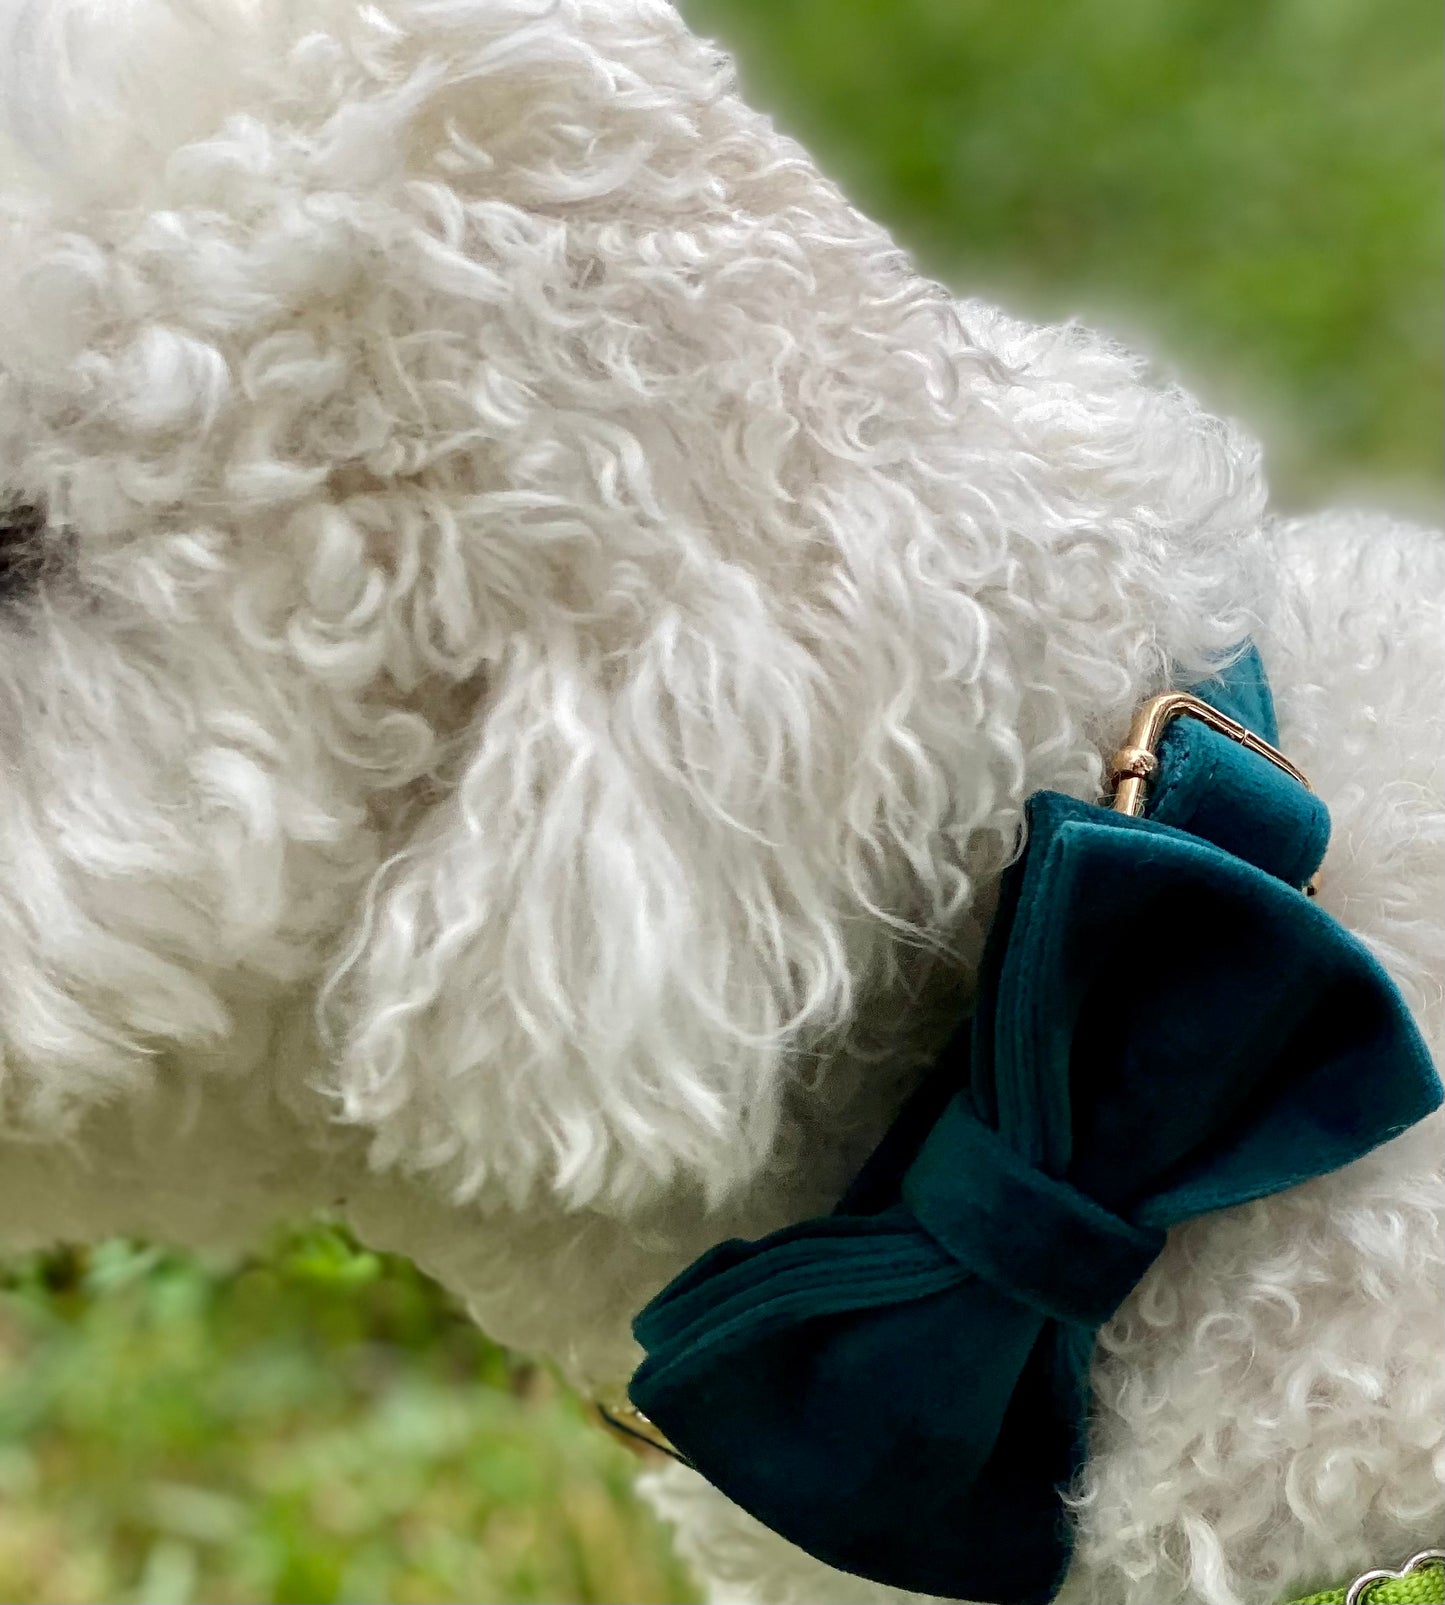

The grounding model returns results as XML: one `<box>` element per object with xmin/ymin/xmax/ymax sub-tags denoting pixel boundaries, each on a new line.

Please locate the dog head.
<box><xmin>0</xmin><ymin>0</ymin><xmax>1266</xmax><ymax>1225</ymax></box>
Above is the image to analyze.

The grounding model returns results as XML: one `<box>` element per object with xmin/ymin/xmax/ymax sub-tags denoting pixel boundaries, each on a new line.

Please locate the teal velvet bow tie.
<box><xmin>628</xmin><ymin>647</ymin><xmax>1443</xmax><ymax>1605</ymax></box>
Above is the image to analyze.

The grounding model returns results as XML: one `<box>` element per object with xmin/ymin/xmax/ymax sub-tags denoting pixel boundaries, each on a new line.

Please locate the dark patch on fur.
<box><xmin>0</xmin><ymin>500</ymin><xmax>50</xmax><ymax>599</ymax></box>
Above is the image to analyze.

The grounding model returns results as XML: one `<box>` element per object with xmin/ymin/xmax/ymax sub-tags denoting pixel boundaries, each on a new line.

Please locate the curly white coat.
<box><xmin>0</xmin><ymin>4</ymin><xmax>1439</xmax><ymax>1602</ymax></box>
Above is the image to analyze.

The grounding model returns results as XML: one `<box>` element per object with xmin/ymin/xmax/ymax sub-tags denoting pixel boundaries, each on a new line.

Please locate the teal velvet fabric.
<box><xmin>628</xmin><ymin>647</ymin><xmax>1444</xmax><ymax>1605</ymax></box>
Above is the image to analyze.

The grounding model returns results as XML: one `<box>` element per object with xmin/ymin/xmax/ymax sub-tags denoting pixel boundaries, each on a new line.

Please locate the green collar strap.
<box><xmin>1286</xmin><ymin>1550</ymin><xmax>1444</xmax><ymax>1605</ymax></box>
<box><xmin>626</xmin><ymin>646</ymin><xmax>1444</xmax><ymax>1604</ymax></box>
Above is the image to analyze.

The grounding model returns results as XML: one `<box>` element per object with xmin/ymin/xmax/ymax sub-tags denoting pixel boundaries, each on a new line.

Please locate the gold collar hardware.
<box><xmin>596</xmin><ymin>1397</ymin><xmax>683</xmax><ymax>1461</ymax></box>
<box><xmin>1109</xmin><ymin>690</ymin><xmax>1313</xmax><ymax>817</ymax></box>
<box><xmin>1108</xmin><ymin>689</ymin><xmax>1320</xmax><ymax>896</ymax></box>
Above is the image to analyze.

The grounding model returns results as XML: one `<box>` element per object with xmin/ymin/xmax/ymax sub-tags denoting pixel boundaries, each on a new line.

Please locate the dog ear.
<box><xmin>311</xmin><ymin>593</ymin><xmax>974</xmax><ymax>1219</ymax></box>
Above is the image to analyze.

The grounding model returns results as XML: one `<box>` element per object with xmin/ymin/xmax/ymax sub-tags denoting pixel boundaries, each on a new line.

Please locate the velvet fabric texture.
<box><xmin>628</xmin><ymin>648</ymin><xmax>1444</xmax><ymax>1605</ymax></box>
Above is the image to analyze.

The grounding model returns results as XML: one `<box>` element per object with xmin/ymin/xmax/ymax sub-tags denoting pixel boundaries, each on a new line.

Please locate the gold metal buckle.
<box><xmin>596</xmin><ymin>1397</ymin><xmax>682</xmax><ymax>1461</ymax></box>
<box><xmin>1107</xmin><ymin>690</ymin><xmax>1320</xmax><ymax>894</ymax></box>
<box><xmin>1108</xmin><ymin>691</ymin><xmax>1312</xmax><ymax>817</ymax></box>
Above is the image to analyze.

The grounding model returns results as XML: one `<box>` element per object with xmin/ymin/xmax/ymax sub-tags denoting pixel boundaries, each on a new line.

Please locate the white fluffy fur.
<box><xmin>0</xmin><ymin>4</ymin><xmax>1438</xmax><ymax>1602</ymax></box>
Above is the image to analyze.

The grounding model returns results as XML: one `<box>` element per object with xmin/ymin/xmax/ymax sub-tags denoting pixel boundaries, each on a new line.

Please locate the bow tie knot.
<box><xmin>902</xmin><ymin>1097</ymin><xmax>1165</xmax><ymax>1330</ymax></box>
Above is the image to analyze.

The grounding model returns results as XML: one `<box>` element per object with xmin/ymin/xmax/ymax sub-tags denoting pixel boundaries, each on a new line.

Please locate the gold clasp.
<box><xmin>596</xmin><ymin>1397</ymin><xmax>683</xmax><ymax>1461</ymax></box>
<box><xmin>1107</xmin><ymin>690</ymin><xmax>1320</xmax><ymax>895</ymax></box>
<box><xmin>1109</xmin><ymin>691</ymin><xmax>1312</xmax><ymax>817</ymax></box>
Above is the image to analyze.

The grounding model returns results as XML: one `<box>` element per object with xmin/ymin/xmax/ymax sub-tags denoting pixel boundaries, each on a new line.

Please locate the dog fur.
<box><xmin>0</xmin><ymin>4</ymin><xmax>1439</xmax><ymax>1602</ymax></box>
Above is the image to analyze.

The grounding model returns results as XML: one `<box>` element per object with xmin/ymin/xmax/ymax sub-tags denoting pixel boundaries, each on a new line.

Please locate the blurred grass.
<box><xmin>0</xmin><ymin>4</ymin><xmax>1439</xmax><ymax>1603</ymax></box>
<box><xmin>0</xmin><ymin>1238</ymin><xmax>696</xmax><ymax>1605</ymax></box>
<box><xmin>684</xmin><ymin>0</ymin><xmax>1443</xmax><ymax>508</ymax></box>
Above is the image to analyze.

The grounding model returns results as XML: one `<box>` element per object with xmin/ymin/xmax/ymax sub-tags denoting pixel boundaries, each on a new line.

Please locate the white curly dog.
<box><xmin>0</xmin><ymin>4</ymin><xmax>1439</xmax><ymax>1603</ymax></box>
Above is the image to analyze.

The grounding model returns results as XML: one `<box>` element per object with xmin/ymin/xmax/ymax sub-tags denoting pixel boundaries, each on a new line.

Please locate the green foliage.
<box><xmin>0</xmin><ymin>5</ymin><xmax>1438</xmax><ymax>1602</ymax></box>
<box><xmin>0</xmin><ymin>1238</ymin><xmax>696</xmax><ymax>1604</ymax></box>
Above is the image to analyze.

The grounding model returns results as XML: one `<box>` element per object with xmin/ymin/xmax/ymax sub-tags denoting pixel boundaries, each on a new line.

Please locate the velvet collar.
<box><xmin>624</xmin><ymin>646</ymin><xmax>1443</xmax><ymax>1604</ymax></box>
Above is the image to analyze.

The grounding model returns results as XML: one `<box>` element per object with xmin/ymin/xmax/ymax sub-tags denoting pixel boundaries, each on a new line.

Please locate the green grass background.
<box><xmin>685</xmin><ymin>0</ymin><xmax>1442</xmax><ymax>506</ymax></box>
<box><xmin>1</xmin><ymin>3</ymin><xmax>1439</xmax><ymax>1602</ymax></box>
